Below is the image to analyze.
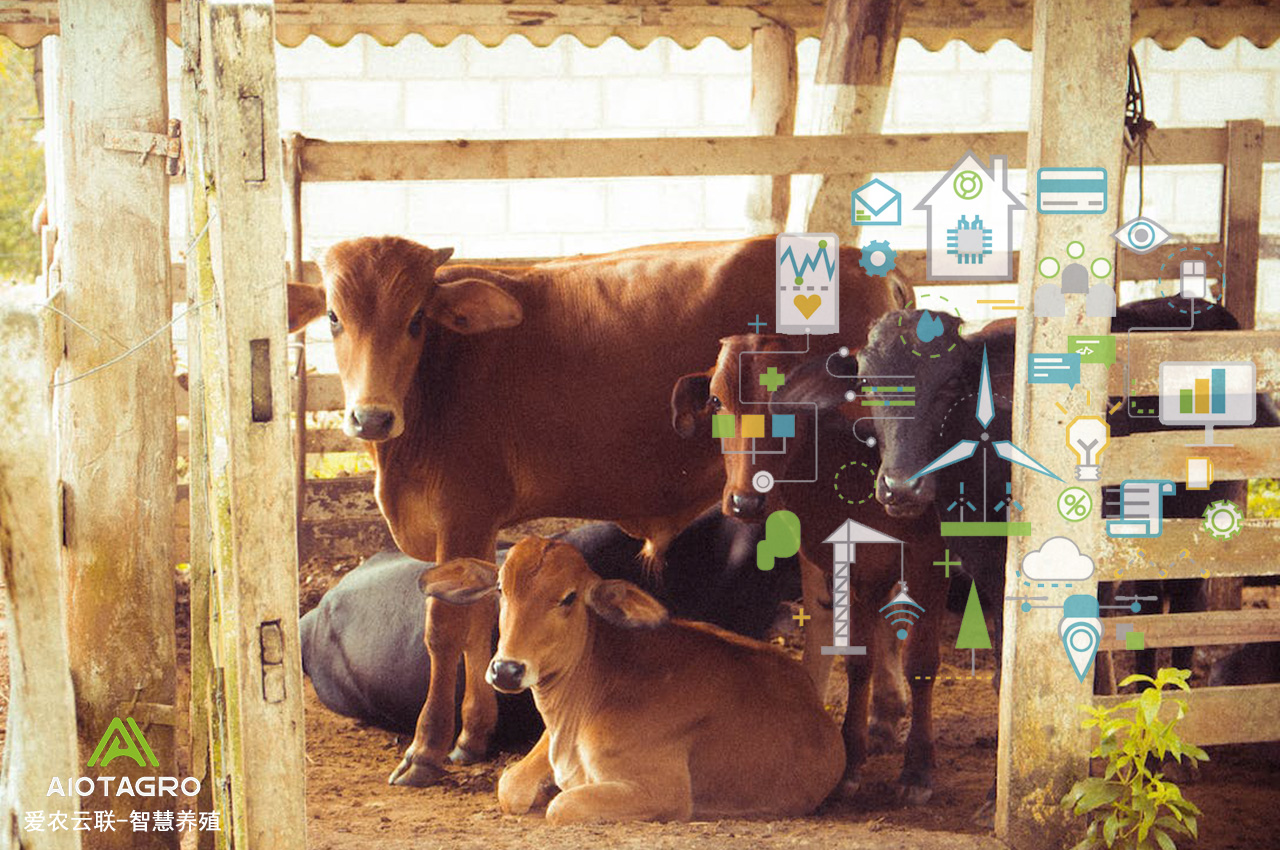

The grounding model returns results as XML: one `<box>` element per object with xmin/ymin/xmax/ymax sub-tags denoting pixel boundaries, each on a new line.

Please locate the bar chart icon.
<box><xmin>1158</xmin><ymin>361</ymin><xmax>1257</xmax><ymax>447</ymax></box>
<box><xmin>1178</xmin><ymin>367</ymin><xmax>1227</xmax><ymax>415</ymax></box>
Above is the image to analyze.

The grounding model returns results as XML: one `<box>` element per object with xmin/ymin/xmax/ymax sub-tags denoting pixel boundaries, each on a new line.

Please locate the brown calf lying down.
<box><xmin>422</xmin><ymin>537</ymin><xmax>844</xmax><ymax>823</ymax></box>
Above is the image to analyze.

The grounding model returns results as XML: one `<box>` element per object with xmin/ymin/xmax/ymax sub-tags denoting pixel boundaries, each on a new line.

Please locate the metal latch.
<box><xmin>102</xmin><ymin>118</ymin><xmax>184</xmax><ymax>176</ymax></box>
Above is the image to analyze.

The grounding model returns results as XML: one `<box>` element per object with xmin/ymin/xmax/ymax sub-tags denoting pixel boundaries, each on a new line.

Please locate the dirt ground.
<box><xmin>1</xmin><ymin>569</ymin><xmax>1275</xmax><ymax>850</ymax></box>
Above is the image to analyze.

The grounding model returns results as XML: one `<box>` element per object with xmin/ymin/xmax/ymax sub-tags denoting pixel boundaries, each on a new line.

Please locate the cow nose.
<box><xmin>730</xmin><ymin>491</ymin><xmax>766</xmax><ymax>520</ymax></box>
<box><xmin>878</xmin><ymin>472</ymin><xmax>924</xmax><ymax>503</ymax></box>
<box><xmin>349</xmin><ymin>406</ymin><xmax>396</xmax><ymax>440</ymax></box>
<box><xmin>487</xmin><ymin>659</ymin><xmax>527</xmax><ymax>693</ymax></box>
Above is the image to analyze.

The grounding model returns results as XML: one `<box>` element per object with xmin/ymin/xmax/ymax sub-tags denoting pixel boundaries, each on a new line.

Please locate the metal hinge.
<box><xmin>102</xmin><ymin>118</ymin><xmax>184</xmax><ymax>176</ymax></box>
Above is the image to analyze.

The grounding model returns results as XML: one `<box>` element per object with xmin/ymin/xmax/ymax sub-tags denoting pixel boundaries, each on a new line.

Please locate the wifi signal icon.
<box><xmin>879</xmin><ymin>583</ymin><xmax>925</xmax><ymax>640</ymax></box>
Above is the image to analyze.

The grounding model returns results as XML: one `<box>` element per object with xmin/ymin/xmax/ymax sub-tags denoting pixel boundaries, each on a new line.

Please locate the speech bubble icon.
<box><xmin>1067</xmin><ymin>334</ymin><xmax>1117</xmax><ymax>366</ymax></box>
<box><xmin>756</xmin><ymin>510</ymin><xmax>801</xmax><ymax>571</ymax></box>
<box><xmin>1028</xmin><ymin>352</ymin><xmax>1082</xmax><ymax>388</ymax></box>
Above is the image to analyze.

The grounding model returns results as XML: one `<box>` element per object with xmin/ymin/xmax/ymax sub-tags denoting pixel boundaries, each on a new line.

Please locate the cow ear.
<box><xmin>774</xmin><ymin>355</ymin><xmax>852</xmax><ymax>415</ymax></box>
<box><xmin>433</xmin><ymin>246</ymin><xmax>455</xmax><ymax>266</ymax></box>
<box><xmin>670</xmin><ymin>373</ymin><xmax>711</xmax><ymax>439</ymax></box>
<box><xmin>419</xmin><ymin>558</ymin><xmax>498</xmax><ymax>605</ymax></box>
<box><xmin>585</xmin><ymin>580</ymin><xmax>669</xmax><ymax>630</ymax></box>
<box><xmin>287</xmin><ymin>283</ymin><xmax>327</xmax><ymax>332</ymax></box>
<box><xmin>427</xmin><ymin>279</ymin><xmax>523</xmax><ymax>335</ymax></box>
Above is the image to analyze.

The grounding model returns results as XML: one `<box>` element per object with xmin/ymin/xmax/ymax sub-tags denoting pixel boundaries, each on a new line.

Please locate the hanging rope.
<box><xmin>1124</xmin><ymin>50</ymin><xmax>1157</xmax><ymax>217</ymax></box>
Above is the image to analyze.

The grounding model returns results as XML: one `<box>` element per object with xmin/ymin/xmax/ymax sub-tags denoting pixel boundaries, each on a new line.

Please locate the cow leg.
<box><xmin>837</xmin><ymin>596</ymin><xmax>877</xmax><ymax>800</ymax></box>
<box><xmin>798</xmin><ymin>553</ymin><xmax>834</xmax><ymax>694</ymax></box>
<box><xmin>898</xmin><ymin>545</ymin><xmax>943</xmax><ymax>805</ymax></box>
<box><xmin>869</xmin><ymin>617</ymin><xmax>907</xmax><ymax>753</ymax></box>
<box><xmin>498</xmin><ymin>730</ymin><xmax>558</xmax><ymax>815</ymax></box>
<box><xmin>452</xmin><ymin>594</ymin><xmax>500</xmax><ymax>764</ymax></box>
<box><xmin>390</xmin><ymin>526</ymin><xmax>500</xmax><ymax>787</ymax></box>
<box><xmin>546</xmin><ymin>760</ymin><xmax>693</xmax><ymax>824</ymax></box>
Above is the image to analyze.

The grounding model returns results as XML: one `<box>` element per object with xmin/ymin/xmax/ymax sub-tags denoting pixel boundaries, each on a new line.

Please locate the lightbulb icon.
<box><xmin>1065</xmin><ymin>415</ymin><xmax>1110</xmax><ymax>482</ymax></box>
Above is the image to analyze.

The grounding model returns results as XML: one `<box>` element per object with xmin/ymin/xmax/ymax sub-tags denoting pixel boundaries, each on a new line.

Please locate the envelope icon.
<box><xmin>852</xmin><ymin>178</ymin><xmax>901</xmax><ymax>226</ymax></box>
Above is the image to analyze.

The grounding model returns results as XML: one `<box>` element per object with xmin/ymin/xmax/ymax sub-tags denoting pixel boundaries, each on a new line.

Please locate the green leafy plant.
<box><xmin>1061</xmin><ymin>667</ymin><xmax>1208</xmax><ymax>850</ymax></box>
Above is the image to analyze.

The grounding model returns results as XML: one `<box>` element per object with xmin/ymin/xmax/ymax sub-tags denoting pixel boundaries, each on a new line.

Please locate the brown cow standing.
<box><xmin>287</xmin><ymin>236</ymin><xmax>902</xmax><ymax>785</ymax></box>
<box><xmin>671</xmin><ymin>335</ymin><xmax>946</xmax><ymax>802</ymax></box>
<box><xmin>421</xmin><ymin>537</ymin><xmax>845</xmax><ymax>822</ymax></box>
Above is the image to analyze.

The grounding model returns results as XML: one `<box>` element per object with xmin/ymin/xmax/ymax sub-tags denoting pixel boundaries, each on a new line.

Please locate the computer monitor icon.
<box><xmin>1158</xmin><ymin>361</ymin><xmax>1256</xmax><ymax>447</ymax></box>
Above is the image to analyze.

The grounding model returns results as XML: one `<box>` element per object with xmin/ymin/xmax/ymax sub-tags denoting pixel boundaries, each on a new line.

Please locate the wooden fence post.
<box><xmin>185</xmin><ymin>2</ymin><xmax>307</xmax><ymax>847</ymax></box>
<box><xmin>0</xmin><ymin>293</ymin><xmax>80</xmax><ymax>850</ymax></box>
<box><xmin>997</xmin><ymin>1</ymin><xmax>1130</xmax><ymax>846</ymax></box>
<box><xmin>746</xmin><ymin>25</ymin><xmax>797</xmax><ymax>234</ymax></box>
<box><xmin>52</xmin><ymin>1</ymin><xmax>178</xmax><ymax>846</ymax></box>
<box><xmin>802</xmin><ymin>0</ymin><xmax>905</xmax><ymax>237</ymax></box>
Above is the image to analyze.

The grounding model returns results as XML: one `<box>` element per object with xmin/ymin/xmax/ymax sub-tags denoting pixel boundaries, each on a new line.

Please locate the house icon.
<box><xmin>915</xmin><ymin>151</ymin><xmax>1025</xmax><ymax>281</ymax></box>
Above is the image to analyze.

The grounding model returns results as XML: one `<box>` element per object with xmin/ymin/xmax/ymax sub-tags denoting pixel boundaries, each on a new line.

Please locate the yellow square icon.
<box><xmin>741</xmin><ymin>415</ymin><xmax>766</xmax><ymax>439</ymax></box>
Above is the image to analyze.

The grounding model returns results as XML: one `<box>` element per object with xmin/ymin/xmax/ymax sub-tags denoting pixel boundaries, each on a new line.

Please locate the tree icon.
<box><xmin>956</xmin><ymin>581</ymin><xmax>992</xmax><ymax>677</ymax></box>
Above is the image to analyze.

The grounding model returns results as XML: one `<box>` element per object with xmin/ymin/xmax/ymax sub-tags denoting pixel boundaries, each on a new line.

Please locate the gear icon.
<box><xmin>859</xmin><ymin>240</ymin><xmax>897</xmax><ymax>277</ymax></box>
<box><xmin>1202</xmin><ymin>499</ymin><xmax>1243</xmax><ymax>541</ymax></box>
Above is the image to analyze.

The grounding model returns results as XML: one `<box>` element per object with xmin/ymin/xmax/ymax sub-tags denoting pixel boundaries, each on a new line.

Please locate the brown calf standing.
<box><xmin>422</xmin><ymin>537</ymin><xmax>845</xmax><ymax>823</ymax></box>
<box><xmin>672</xmin><ymin>335</ymin><xmax>945</xmax><ymax>803</ymax></box>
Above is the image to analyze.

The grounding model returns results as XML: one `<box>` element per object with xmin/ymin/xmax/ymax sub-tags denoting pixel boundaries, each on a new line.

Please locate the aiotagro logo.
<box><xmin>25</xmin><ymin>717</ymin><xmax>221</xmax><ymax>835</ymax></box>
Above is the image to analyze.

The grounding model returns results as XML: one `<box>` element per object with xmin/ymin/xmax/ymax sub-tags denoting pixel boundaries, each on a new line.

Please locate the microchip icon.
<box><xmin>947</xmin><ymin>214</ymin><xmax>993</xmax><ymax>265</ymax></box>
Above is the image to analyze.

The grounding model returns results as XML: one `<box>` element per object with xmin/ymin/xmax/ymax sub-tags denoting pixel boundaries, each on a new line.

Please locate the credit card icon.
<box><xmin>1037</xmin><ymin>167</ymin><xmax>1108</xmax><ymax>215</ymax></box>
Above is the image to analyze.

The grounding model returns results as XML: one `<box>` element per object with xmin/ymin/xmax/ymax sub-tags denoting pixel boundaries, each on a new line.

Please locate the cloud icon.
<box><xmin>1021</xmin><ymin>536</ymin><xmax>1094</xmax><ymax>582</ymax></box>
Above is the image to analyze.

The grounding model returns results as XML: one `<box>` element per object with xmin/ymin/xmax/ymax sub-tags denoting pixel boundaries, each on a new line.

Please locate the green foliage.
<box><xmin>1249</xmin><ymin>478</ymin><xmax>1280</xmax><ymax>519</ymax></box>
<box><xmin>1061</xmin><ymin>668</ymin><xmax>1209</xmax><ymax>850</ymax></box>
<box><xmin>0</xmin><ymin>41</ymin><xmax>44</xmax><ymax>283</ymax></box>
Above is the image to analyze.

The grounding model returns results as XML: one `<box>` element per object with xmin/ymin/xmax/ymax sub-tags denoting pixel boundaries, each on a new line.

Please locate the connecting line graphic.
<box><xmin>736</xmin><ymin>335</ymin><xmax>820</xmax><ymax>484</ymax></box>
<box><xmin>1123</xmin><ymin>295</ymin><xmax>1197</xmax><ymax>419</ymax></box>
<box><xmin>823</xmin><ymin>348</ymin><xmax>917</xmax><ymax>446</ymax></box>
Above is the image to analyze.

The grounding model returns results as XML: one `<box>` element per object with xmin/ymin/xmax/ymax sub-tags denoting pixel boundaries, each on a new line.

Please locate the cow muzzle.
<box><xmin>876</xmin><ymin>470</ymin><xmax>932</xmax><ymax>518</ymax></box>
<box><xmin>729</xmin><ymin>490</ymin><xmax>767</xmax><ymax>521</ymax></box>
<box><xmin>345</xmin><ymin>405</ymin><xmax>400</xmax><ymax>441</ymax></box>
<box><xmin>487</xmin><ymin>658</ymin><xmax>531</xmax><ymax>694</ymax></box>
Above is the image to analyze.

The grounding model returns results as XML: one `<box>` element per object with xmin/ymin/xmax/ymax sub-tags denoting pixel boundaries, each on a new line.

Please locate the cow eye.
<box><xmin>708</xmin><ymin>396</ymin><xmax>722</xmax><ymax>411</ymax></box>
<box><xmin>328</xmin><ymin>310</ymin><xmax>342</xmax><ymax>334</ymax></box>
<box><xmin>408</xmin><ymin>308</ymin><xmax>425</xmax><ymax>338</ymax></box>
<box><xmin>559</xmin><ymin>591</ymin><xmax>577</xmax><ymax>608</ymax></box>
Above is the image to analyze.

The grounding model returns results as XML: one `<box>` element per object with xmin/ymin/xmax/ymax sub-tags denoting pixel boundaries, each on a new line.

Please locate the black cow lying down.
<box><xmin>301</xmin><ymin>507</ymin><xmax>799</xmax><ymax>741</ymax></box>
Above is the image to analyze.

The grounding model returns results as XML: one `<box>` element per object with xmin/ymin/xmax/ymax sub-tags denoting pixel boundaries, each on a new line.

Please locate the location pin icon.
<box><xmin>1058</xmin><ymin>595</ymin><xmax>1103</xmax><ymax>682</ymax></box>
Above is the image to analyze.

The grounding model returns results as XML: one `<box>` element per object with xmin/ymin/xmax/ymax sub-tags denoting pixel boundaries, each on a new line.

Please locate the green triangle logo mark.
<box><xmin>87</xmin><ymin>717</ymin><xmax>158</xmax><ymax>768</ymax></box>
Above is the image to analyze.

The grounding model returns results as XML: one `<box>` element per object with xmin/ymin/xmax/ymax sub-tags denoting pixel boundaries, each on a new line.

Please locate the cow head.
<box><xmin>420</xmin><ymin>537</ymin><xmax>667</xmax><ymax>694</ymax></box>
<box><xmin>671</xmin><ymin>335</ymin><xmax>814</xmax><ymax>522</ymax></box>
<box><xmin>287</xmin><ymin>237</ymin><xmax>524</xmax><ymax>441</ymax></box>
<box><xmin>855</xmin><ymin>310</ymin><xmax>986</xmax><ymax>517</ymax></box>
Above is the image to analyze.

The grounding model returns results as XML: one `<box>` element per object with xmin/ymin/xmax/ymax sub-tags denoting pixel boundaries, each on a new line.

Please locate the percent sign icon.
<box><xmin>1057</xmin><ymin>487</ymin><xmax>1093</xmax><ymax>522</ymax></box>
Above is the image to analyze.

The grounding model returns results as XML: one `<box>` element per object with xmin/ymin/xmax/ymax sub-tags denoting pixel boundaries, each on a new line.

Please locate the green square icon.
<box><xmin>1125</xmin><ymin>631</ymin><xmax>1145</xmax><ymax>651</ymax></box>
<box><xmin>712</xmin><ymin>415</ymin><xmax>735</xmax><ymax>439</ymax></box>
<box><xmin>1068</xmin><ymin>334</ymin><xmax>1117</xmax><ymax>366</ymax></box>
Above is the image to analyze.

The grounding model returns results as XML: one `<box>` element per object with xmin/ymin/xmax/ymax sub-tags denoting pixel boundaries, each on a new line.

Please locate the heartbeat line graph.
<box><xmin>779</xmin><ymin>242</ymin><xmax>837</xmax><ymax>281</ymax></box>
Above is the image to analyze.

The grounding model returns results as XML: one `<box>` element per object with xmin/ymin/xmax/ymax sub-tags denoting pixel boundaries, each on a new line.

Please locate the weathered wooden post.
<box><xmin>0</xmin><ymin>292</ymin><xmax>80</xmax><ymax>850</ymax></box>
<box><xmin>52</xmin><ymin>1</ymin><xmax>178</xmax><ymax>846</ymax></box>
<box><xmin>802</xmin><ymin>0</ymin><xmax>905</xmax><ymax>236</ymax></box>
<box><xmin>746</xmin><ymin>25</ymin><xmax>797</xmax><ymax>234</ymax></box>
<box><xmin>997</xmin><ymin>0</ymin><xmax>1130</xmax><ymax>846</ymax></box>
<box><xmin>183</xmin><ymin>1</ymin><xmax>308</xmax><ymax>847</ymax></box>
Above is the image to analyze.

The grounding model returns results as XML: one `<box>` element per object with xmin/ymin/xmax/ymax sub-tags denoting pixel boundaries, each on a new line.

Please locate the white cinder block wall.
<box><xmin>166</xmin><ymin>34</ymin><xmax>1279</xmax><ymax>326</ymax></box>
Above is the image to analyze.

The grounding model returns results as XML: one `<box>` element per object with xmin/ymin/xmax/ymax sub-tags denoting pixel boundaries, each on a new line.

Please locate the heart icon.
<box><xmin>794</xmin><ymin>294</ymin><xmax>822</xmax><ymax>319</ymax></box>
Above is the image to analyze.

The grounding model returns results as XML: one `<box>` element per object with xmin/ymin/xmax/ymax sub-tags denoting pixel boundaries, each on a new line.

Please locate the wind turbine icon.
<box><xmin>907</xmin><ymin>347</ymin><xmax>1061</xmax><ymax>535</ymax></box>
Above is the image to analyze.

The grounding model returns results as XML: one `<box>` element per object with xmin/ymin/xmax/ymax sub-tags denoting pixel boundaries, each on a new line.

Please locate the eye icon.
<box><xmin>1111</xmin><ymin>216</ymin><xmax>1171</xmax><ymax>255</ymax></box>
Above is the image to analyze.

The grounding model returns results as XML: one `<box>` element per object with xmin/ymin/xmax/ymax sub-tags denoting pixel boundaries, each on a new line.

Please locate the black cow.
<box><xmin>300</xmin><ymin>508</ymin><xmax>800</xmax><ymax>739</ymax></box>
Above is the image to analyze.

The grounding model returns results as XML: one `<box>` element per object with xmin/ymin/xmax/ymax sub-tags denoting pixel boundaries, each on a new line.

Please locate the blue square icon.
<box><xmin>772</xmin><ymin>414</ymin><xmax>796</xmax><ymax>439</ymax></box>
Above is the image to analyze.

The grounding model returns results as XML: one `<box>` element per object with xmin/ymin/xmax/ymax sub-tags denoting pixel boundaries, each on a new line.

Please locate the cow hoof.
<box><xmin>449</xmin><ymin>745</ymin><xmax>485</xmax><ymax>765</ymax></box>
<box><xmin>897</xmin><ymin>782</ymin><xmax>933</xmax><ymax>806</ymax></box>
<box><xmin>388</xmin><ymin>755</ymin><xmax>447</xmax><ymax>787</ymax></box>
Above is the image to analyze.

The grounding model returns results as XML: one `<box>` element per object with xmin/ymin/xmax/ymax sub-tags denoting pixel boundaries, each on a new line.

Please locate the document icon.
<box><xmin>1105</xmin><ymin>479</ymin><xmax>1176</xmax><ymax>538</ymax></box>
<box><xmin>852</xmin><ymin>178</ymin><xmax>901</xmax><ymax>226</ymax></box>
